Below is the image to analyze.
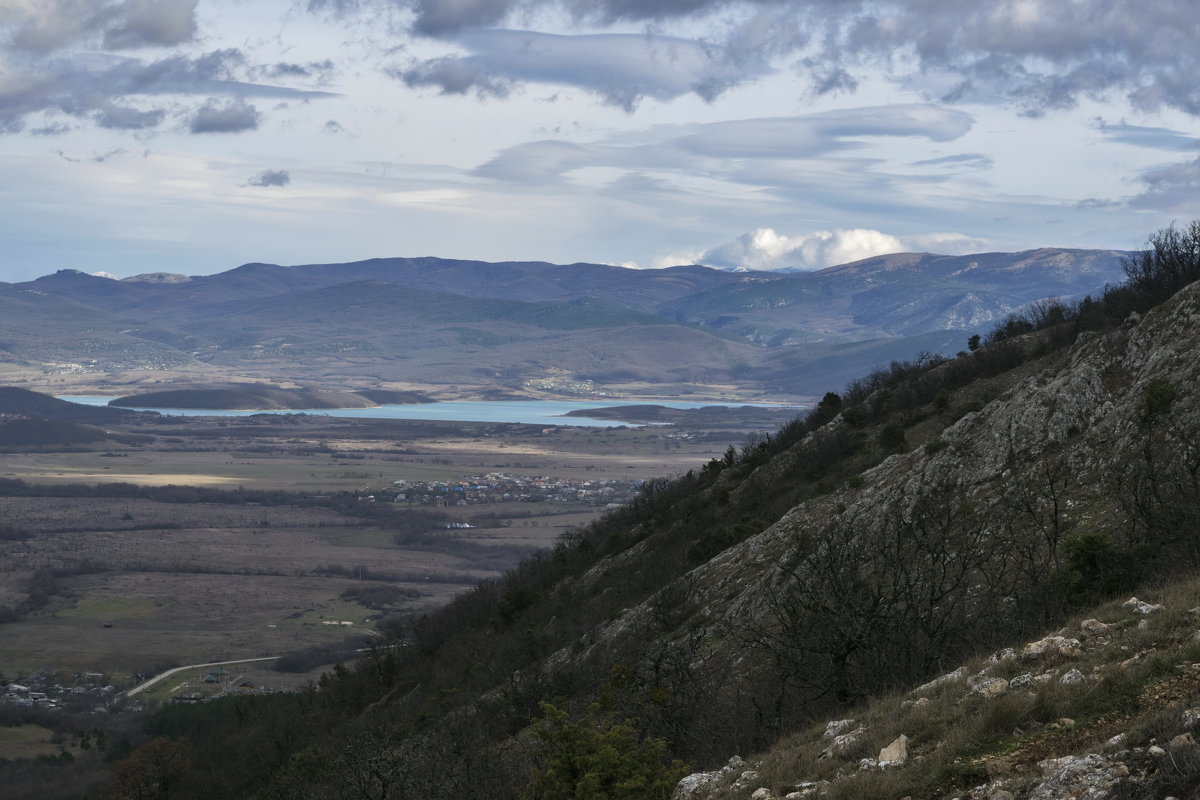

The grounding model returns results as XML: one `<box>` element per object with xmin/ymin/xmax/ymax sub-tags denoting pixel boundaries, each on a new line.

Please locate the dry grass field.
<box><xmin>0</xmin><ymin>725</ymin><xmax>71</xmax><ymax>760</ymax></box>
<box><xmin>0</xmin><ymin>411</ymin><xmax>770</xmax><ymax>687</ymax></box>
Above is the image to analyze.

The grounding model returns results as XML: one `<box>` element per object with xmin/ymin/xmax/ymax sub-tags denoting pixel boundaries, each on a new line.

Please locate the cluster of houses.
<box><xmin>523</xmin><ymin>377</ymin><xmax>615</xmax><ymax>397</ymax></box>
<box><xmin>381</xmin><ymin>473</ymin><xmax>643</xmax><ymax>508</ymax></box>
<box><xmin>170</xmin><ymin>668</ymin><xmax>265</xmax><ymax>704</ymax></box>
<box><xmin>2</xmin><ymin>671</ymin><xmax>117</xmax><ymax>712</ymax></box>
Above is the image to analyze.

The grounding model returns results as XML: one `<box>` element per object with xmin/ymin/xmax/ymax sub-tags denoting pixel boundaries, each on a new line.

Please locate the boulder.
<box><xmin>823</xmin><ymin>719</ymin><xmax>857</xmax><ymax>738</ymax></box>
<box><xmin>986</xmin><ymin>647</ymin><xmax>1017</xmax><ymax>664</ymax></box>
<box><xmin>1059</xmin><ymin>668</ymin><xmax>1086</xmax><ymax>685</ymax></box>
<box><xmin>673</xmin><ymin>756</ymin><xmax>750</xmax><ymax>799</ymax></box>
<box><xmin>1123</xmin><ymin>597</ymin><xmax>1165</xmax><ymax>614</ymax></box>
<box><xmin>1008</xmin><ymin>672</ymin><xmax>1035</xmax><ymax>689</ymax></box>
<box><xmin>818</xmin><ymin>726</ymin><xmax>866</xmax><ymax>760</ymax></box>
<box><xmin>1029</xmin><ymin>754</ymin><xmax>1128</xmax><ymax>799</ymax></box>
<box><xmin>971</xmin><ymin>677</ymin><xmax>1010</xmax><ymax>698</ymax></box>
<box><xmin>878</xmin><ymin>734</ymin><xmax>909</xmax><ymax>766</ymax></box>
<box><xmin>1022</xmin><ymin>635</ymin><xmax>1083</xmax><ymax>660</ymax></box>
<box><xmin>914</xmin><ymin>666</ymin><xmax>967</xmax><ymax>694</ymax></box>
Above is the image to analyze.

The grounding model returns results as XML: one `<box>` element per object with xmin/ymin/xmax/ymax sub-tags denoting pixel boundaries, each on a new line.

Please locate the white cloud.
<box><xmin>683</xmin><ymin>227</ymin><xmax>990</xmax><ymax>271</ymax></box>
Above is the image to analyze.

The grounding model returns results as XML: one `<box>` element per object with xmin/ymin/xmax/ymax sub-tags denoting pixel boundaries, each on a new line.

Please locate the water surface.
<box><xmin>58</xmin><ymin>396</ymin><xmax>800</xmax><ymax>428</ymax></box>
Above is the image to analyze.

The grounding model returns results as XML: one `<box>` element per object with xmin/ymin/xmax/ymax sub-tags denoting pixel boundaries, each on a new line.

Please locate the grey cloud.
<box><xmin>247</xmin><ymin>169</ymin><xmax>292</xmax><ymax>187</ymax></box>
<box><xmin>4</xmin><ymin>0</ymin><xmax>198</xmax><ymax>54</ymax></box>
<box><xmin>55</xmin><ymin>148</ymin><xmax>127</xmax><ymax>163</ymax></box>
<box><xmin>476</xmin><ymin>104</ymin><xmax>972</xmax><ymax>182</ymax></box>
<box><xmin>100</xmin><ymin>0</ymin><xmax>198</xmax><ymax>50</ymax></box>
<box><xmin>258</xmin><ymin>59</ymin><xmax>337</xmax><ymax>83</ymax></box>
<box><xmin>1095</xmin><ymin>121</ymin><xmax>1200</xmax><ymax>152</ymax></box>
<box><xmin>396</xmin><ymin>56</ymin><xmax>512</xmax><ymax>99</ymax></box>
<box><xmin>912</xmin><ymin>153</ymin><xmax>993</xmax><ymax>169</ymax></box>
<box><xmin>410</xmin><ymin>0</ymin><xmax>512</xmax><ymax>36</ymax></box>
<box><xmin>329</xmin><ymin>1</ymin><xmax>1200</xmax><ymax>118</ymax></box>
<box><xmin>1130</xmin><ymin>156</ymin><xmax>1200</xmax><ymax>213</ymax></box>
<box><xmin>0</xmin><ymin>49</ymin><xmax>334</xmax><ymax>134</ymax></box>
<box><xmin>674</xmin><ymin>105</ymin><xmax>972</xmax><ymax>159</ymax></box>
<box><xmin>31</xmin><ymin>122</ymin><xmax>72</xmax><ymax>136</ymax></box>
<box><xmin>96</xmin><ymin>101</ymin><xmax>165</xmax><ymax>129</ymax></box>
<box><xmin>397</xmin><ymin>29</ymin><xmax>769</xmax><ymax>110</ymax></box>
<box><xmin>189</xmin><ymin>98</ymin><xmax>261</xmax><ymax>133</ymax></box>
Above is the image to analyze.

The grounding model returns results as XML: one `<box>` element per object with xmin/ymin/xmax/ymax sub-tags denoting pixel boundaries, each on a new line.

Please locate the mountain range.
<box><xmin>0</xmin><ymin>248</ymin><xmax>1128</xmax><ymax>397</ymax></box>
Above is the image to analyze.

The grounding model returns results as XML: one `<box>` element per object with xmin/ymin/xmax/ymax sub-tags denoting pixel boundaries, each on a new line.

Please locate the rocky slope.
<box><xmin>596</xmin><ymin>280</ymin><xmax>1200</xmax><ymax>799</ymax></box>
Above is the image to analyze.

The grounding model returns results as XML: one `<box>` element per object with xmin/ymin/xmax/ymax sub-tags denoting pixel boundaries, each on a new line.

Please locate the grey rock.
<box><xmin>1059</xmin><ymin>668</ymin><xmax>1086</xmax><ymax>685</ymax></box>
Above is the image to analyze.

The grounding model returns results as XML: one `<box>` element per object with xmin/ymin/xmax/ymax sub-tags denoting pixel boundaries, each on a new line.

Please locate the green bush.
<box><xmin>879</xmin><ymin>423</ymin><xmax>907</xmax><ymax>453</ymax></box>
<box><xmin>524</xmin><ymin>702</ymin><xmax>688</xmax><ymax>800</ymax></box>
<box><xmin>1144</xmin><ymin>377</ymin><xmax>1177</xmax><ymax>419</ymax></box>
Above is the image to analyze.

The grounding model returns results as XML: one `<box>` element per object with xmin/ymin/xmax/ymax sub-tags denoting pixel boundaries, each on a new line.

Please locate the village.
<box><xmin>378</xmin><ymin>472</ymin><xmax>644</xmax><ymax>509</ymax></box>
<box><xmin>2</xmin><ymin>670</ymin><xmax>119</xmax><ymax>714</ymax></box>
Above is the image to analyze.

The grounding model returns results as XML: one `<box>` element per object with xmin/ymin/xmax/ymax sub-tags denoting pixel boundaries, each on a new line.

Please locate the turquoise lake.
<box><xmin>57</xmin><ymin>396</ymin><xmax>802</xmax><ymax>428</ymax></box>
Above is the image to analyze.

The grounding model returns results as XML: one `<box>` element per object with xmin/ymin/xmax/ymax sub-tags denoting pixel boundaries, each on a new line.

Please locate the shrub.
<box><xmin>1144</xmin><ymin>377</ymin><xmax>1177</xmax><ymax>419</ymax></box>
<box><xmin>879</xmin><ymin>423</ymin><xmax>907</xmax><ymax>453</ymax></box>
<box><xmin>524</xmin><ymin>702</ymin><xmax>687</xmax><ymax>800</ymax></box>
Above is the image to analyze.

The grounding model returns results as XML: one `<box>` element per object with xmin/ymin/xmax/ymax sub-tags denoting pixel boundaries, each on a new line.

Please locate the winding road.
<box><xmin>123</xmin><ymin>656</ymin><xmax>279</xmax><ymax>698</ymax></box>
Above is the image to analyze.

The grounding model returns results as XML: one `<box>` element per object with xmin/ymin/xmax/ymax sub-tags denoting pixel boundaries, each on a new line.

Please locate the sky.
<box><xmin>2</xmin><ymin>0</ymin><xmax>1200</xmax><ymax>282</ymax></box>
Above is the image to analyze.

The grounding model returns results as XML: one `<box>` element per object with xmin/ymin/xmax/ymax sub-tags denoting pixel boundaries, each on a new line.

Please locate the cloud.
<box><xmin>396</xmin><ymin>55</ymin><xmax>512</xmax><ymax>100</ymax></box>
<box><xmin>1094</xmin><ymin>121</ymin><xmax>1200</xmax><ymax>152</ymax></box>
<box><xmin>246</xmin><ymin>169</ymin><xmax>291</xmax><ymax>187</ymax></box>
<box><xmin>396</xmin><ymin>29</ymin><xmax>770</xmax><ymax>110</ymax></box>
<box><xmin>255</xmin><ymin>59</ymin><xmax>337</xmax><ymax>83</ymax></box>
<box><xmin>475</xmin><ymin>104</ymin><xmax>974</xmax><ymax>182</ymax></box>
<box><xmin>322</xmin><ymin>1</ymin><xmax>1200</xmax><ymax>118</ymax></box>
<box><xmin>696</xmin><ymin>228</ymin><xmax>905</xmax><ymax>271</ymax></box>
<box><xmin>100</xmin><ymin>0</ymin><xmax>198</xmax><ymax>50</ymax></box>
<box><xmin>0</xmin><ymin>49</ymin><xmax>335</xmax><ymax>134</ymax></box>
<box><xmin>681</xmin><ymin>227</ymin><xmax>991</xmax><ymax>271</ymax></box>
<box><xmin>96</xmin><ymin>100</ymin><xmax>164</xmax><ymax>129</ymax></box>
<box><xmin>2</xmin><ymin>0</ymin><xmax>198</xmax><ymax>54</ymax></box>
<box><xmin>1129</xmin><ymin>155</ymin><xmax>1200</xmax><ymax>214</ymax></box>
<box><xmin>912</xmin><ymin>153</ymin><xmax>993</xmax><ymax>169</ymax></box>
<box><xmin>189</xmin><ymin>98</ymin><xmax>260</xmax><ymax>133</ymax></box>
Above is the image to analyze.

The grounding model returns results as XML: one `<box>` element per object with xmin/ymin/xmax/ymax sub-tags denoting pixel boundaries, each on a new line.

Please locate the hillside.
<box><xmin>0</xmin><ymin>249</ymin><xmax>1127</xmax><ymax>397</ymax></box>
<box><xmin>0</xmin><ymin>419</ymin><xmax>139</xmax><ymax>449</ymax></box>
<box><xmin>0</xmin><ymin>387</ymin><xmax>148</xmax><ymax>424</ymax></box>
<box><xmin>69</xmin><ymin>224</ymin><xmax>1200</xmax><ymax>800</ymax></box>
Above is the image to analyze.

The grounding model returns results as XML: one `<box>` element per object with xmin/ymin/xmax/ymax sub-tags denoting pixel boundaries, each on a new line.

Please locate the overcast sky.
<box><xmin>2</xmin><ymin>0</ymin><xmax>1199</xmax><ymax>282</ymax></box>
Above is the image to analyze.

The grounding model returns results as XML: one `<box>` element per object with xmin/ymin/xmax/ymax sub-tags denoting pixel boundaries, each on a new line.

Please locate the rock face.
<box><xmin>620</xmin><ymin>283</ymin><xmax>1200</xmax><ymax>800</ymax></box>
<box><xmin>1028</xmin><ymin>754</ymin><xmax>1129</xmax><ymax>799</ymax></box>
<box><xmin>673</xmin><ymin>757</ymin><xmax>756</xmax><ymax>800</ymax></box>
<box><xmin>587</xmin><ymin>281</ymin><xmax>1200</xmax><ymax>737</ymax></box>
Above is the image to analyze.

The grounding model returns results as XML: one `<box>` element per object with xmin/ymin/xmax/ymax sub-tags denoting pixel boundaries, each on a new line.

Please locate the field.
<box><xmin>0</xmin><ymin>411</ymin><xmax>784</xmax><ymax>690</ymax></box>
<box><xmin>0</xmin><ymin>725</ymin><xmax>70</xmax><ymax>760</ymax></box>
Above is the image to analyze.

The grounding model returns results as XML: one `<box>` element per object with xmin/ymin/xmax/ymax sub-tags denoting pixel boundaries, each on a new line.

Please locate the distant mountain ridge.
<box><xmin>0</xmin><ymin>248</ymin><xmax>1130</xmax><ymax>397</ymax></box>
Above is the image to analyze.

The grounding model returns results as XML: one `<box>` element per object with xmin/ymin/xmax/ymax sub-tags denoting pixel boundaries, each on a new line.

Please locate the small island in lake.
<box><xmin>108</xmin><ymin>385</ymin><xmax>433</xmax><ymax>410</ymax></box>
